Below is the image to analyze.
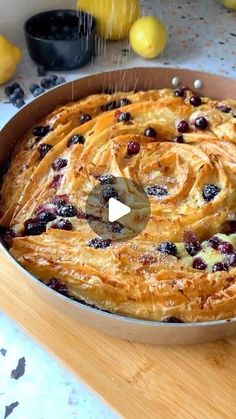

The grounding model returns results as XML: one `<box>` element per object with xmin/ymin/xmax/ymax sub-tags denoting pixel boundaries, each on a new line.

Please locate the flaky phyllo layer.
<box><xmin>1</xmin><ymin>87</ymin><xmax>236</xmax><ymax>322</ymax></box>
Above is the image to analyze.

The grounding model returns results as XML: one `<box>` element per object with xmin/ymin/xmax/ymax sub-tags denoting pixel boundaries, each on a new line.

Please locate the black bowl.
<box><xmin>25</xmin><ymin>9</ymin><xmax>96</xmax><ymax>71</ymax></box>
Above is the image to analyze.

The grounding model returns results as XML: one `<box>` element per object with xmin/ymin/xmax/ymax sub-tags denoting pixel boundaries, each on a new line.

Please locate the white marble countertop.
<box><xmin>0</xmin><ymin>1</ymin><xmax>235</xmax><ymax>418</ymax></box>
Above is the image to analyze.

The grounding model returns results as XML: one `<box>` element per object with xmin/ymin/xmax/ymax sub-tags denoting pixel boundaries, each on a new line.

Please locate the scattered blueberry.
<box><xmin>52</xmin><ymin>158</ymin><xmax>68</xmax><ymax>171</ymax></box>
<box><xmin>24</xmin><ymin>218</ymin><xmax>46</xmax><ymax>236</ymax></box>
<box><xmin>67</xmin><ymin>134</ymin><xmax>85</xmax><ymax>147</ymax></box>
<box><xmin>208</xmin><ymin>236</ymin><xmax>222</xmax><ymax>250</ymax></box>
<box><xmin>108</xmin><ymin>222</ymin><xmax>123</xmax><ymax>233</ymax></box>
<box><xmin>218</xmin><ymin>241</ymin><xmax>234</xmax><ymax>254</ymax></box>
<box><xmin>117</xmin><ymin>98</ymin><xmax>131</xmax><ymax>107</ymax></box>
<box><xmin>48</xmin><ymin>74</ymin><xmax>58</xmax><ymax>84</ymax></box>
<box><xmin>116</xmin><ymin>111</ymin><xmax>131</xmax><ymax>123</ymax></box>
<box><xmin>38</xmin><ymin>144</ymin><xmax>53</xmax><ymax>159</ymax></box>
<box><xmin>173</xmin><ymin>135</ymin><xmax>184</xmax><ymax>143</ymax></box>
<box><xmin>40</xmin><ymin>78</ymin><xmax>53</xmax><ymax>89</ymax></box>
<box><xmin>192</xmin><ymin>257</ymin><xmax>207</xmax><ymax>270</ymax></box>
<box><xmin>189</xmin><ymin>96</ymin><xmax>202</xmax><ymax>107</ymax></box>
<box><xmin>37</xmin><ymin>65</ymin><xmax>47</xmax><ymax>76</ymax></box>
<box><xmin>157</xmin><ymin>241</ymin><xmax>178</xmax><ymax>257</ymax></box>
<box><xmin>30</xmin><ymin>83</ymin><xmax>40</xmax><ymax>94</ymax></box>
<box><xmin>127</xmin><ymin>140</ymin><xmax>140</xmax><ymax>156</ymax></box>
<box><xmin>33</xmin><ymin>87</ymin><xmax>45</xmax><ymax>97</ymax></box>
<box><xmin>88</xmin><ymin>238</ymin><xmax>111</xmax><ymax>249</ymax></box>
<box><xmin>102</xmin><ymin>186</ymin><xmax>118</xmax><ymax>202</ymax></box>
<box><xmin>33</xmin><ymin>125</ymin><xmax>50</xmax><ymax>137</ymax></box>
<box><xmin>185</xmin><ymin>240</ymin><xmax>202</xmax><ymax>256</ymax></box>
<box><xmin>51</xmin><ymin>195</ymin><xmax>68</xmax><ymax>207</ymax></box>
<box><xmin>212</xmin><ymin>262</ymin><xmax>228</xmax><ymax>272</ymax></box>
<box><xmin>226</xmin><ymin>252</ymin><xmax>236</xmax><ymax>268</ymax></box>
<box><xmin>145</xmin><ymin>185</ymin><xmax>168</xmax><ymax>197</ymax></box>
<box><xmin>14</xmin><ymin>87</ymin><xmax>24</xmax><ymax>99</ymax></box>
<box><xmin>177</xmin><ymin>120</ymin><xmax>189</xmax><ymax>133</ymax></box>
<box><xmin>57</xmin><ymin>204</ymin><xmax>77</xmax><ymax>217</ymax></box>
<box><xmin>80</xmin><ymin>114</ymin><xmax>92</xmax><ymax>124</ymax></box>
<box><xmin>202</xmin><ymin>184</ymin><xmax>221</xmax><ymax>202</ymax></box>
<box><xmin>4</xmin><ymin>85</ymin><xmax>14</xmax><ymax>97</ymax></box>
<box><xmin>9</xmin><ymin>92</ymin><xmax>18</xmax><ymax>103</ymax></box>
<box><xmin>37</xmin><ymin>211</ymin><xmax>56</xmax><ymax>223</ymax></box>
<box><xmin>101</xmin><ymin>101</ymin><xmax>117</xmax><ymax>112</ymax></box>
<box><xmin>98</xmin><ymin>174</ymin><xmax>114</xmax><ymax>184</ymax></box>
<box><xmin>11</xmin><ymin>82</ymin><xmax>20</xmax><ymax>90</ymax></box>
<box><xmin>144</xmin><ymin>127</ymin><xmax>157</xmax><ymax>138</ymax></box>
<box><xmin>47</xmin><ymin>278</ymin><xmax>68</xmax><ymax>294</ymax></box>
<box><xmin>52</xmin><ymin>219</ymin><xmax>73</xmax><ymax>230</ymax></box>
<box><xmin>195</xmin><ymin>116</ymin><xmax>208</xmax><ymax>130</ymax></box>
<box><xmin>14</xmin><ymin>98</ymin><xmax>25</xmax><ymax>108</ymax></box>
<box><xmin>54</xmin><ymin>76</ymin><xmax>66</xmax><ymax>86</ymax></box>
<box><xmin>217</xmin><ymin>104</ymin><xmax>231</xmax><ymax>113</ymax></box>
<box><xmin>174</xmin><ymin>88</ymin><xmax>186</xmax><ymax>98</ymax></box>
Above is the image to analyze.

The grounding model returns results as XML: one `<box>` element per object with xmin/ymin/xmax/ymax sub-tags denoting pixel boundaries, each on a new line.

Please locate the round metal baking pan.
<box><xmin>1</xmin><ymin>67</ymin><xmax>236</xmax><ymax>345</ymax></box>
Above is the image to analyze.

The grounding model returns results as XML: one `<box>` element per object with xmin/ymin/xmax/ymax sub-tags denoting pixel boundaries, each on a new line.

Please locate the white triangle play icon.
<box><xmin>108</xmin><ymin>198</ymin><xmax>131</xmax><ymax>223</ymax></box>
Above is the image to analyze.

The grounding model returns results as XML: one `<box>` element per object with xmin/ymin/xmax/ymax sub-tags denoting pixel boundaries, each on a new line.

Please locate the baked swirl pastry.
<box><xmin>1</xmin><ymin>86</ymin><xmax>236</xmax><ymax>322</ymax></box>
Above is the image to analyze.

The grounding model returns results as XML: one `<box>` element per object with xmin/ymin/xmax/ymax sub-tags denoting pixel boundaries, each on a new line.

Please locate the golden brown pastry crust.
<box><xmin>1</xmin><ymin>88</ymin><xmax>236</xmax><ymax>322</ymax></box>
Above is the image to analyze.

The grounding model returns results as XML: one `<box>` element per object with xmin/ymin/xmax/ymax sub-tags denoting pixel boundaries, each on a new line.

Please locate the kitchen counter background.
<box><xmin>0</xmin><ymin>1</ymin><xmax>235</xmax><ymax>418</ymax></box>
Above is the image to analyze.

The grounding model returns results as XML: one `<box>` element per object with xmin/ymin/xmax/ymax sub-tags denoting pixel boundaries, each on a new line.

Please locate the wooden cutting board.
<box><xmin>1</xmin><ymin>248</ymin><xmax>236</xmax><ymax>419</ymax></box>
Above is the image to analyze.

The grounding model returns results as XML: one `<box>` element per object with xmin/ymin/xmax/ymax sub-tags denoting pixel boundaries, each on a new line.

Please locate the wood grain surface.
<box><xmin>0</xmin><ymin>248</ymin><xmax>236</xmax><ymax>419</ymax></box>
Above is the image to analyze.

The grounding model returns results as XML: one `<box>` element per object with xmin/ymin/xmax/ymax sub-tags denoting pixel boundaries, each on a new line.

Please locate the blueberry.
<box><xmin>52</xmin><ymin>219</ymin><xmax>73</xmax><ymax>231</ymax></box>
<box><xmin>54</xmin><ymin>76</ymin><xmax>66</xmax><ymax>86</ymax></box>
<box><xmin>174</xmin><ymin>88</ymin><xmax>186</xmax><ymax>98</ymax></box>
<box><xmin>14</xmin><ymin>98</ymin><xmax>25</xmax><ymax>108</ymax></box>
<box><xmin>108</xmin><ymin>222</ymin><xmax>123</xmax><ymax>233</ymax></box>
<box><xmin>30</xmin><ymin>83</ymin><xmax>40</xmax><ymax>93</ymax></box>
<box><xmin>38</xmin><ymin>144</ymin><xmax>53</xmax><ymax>159</ymax></box>
<box><xmin>51</xmin><ymin>174</ymin><xmax>63</xmax><ymax>189</ymax></box>
<box><xmin>47</xmin><ymin>278</ymin><xmax>68</xmax><ymax>294</ymax></box>
<box><xmin>57</xmin><ymin>204</ymin><xmax>77</xmax><ymax>217</ymax></box>
<box><xmin>4</xmin><ymin>86</ymin><xmax>14</xmax><ymax>97</ymax></box>
<box><xmin>163</xmin><ymin>317</ymin><xmax>184</xmax><ymax>323</ymax></box>
<box><xmin>202</xmin><ymin>184</ymin><xmax>221</xmax><ymax>202</ymax></box>
<box><xmin>212</xmin><ymin>262</ymin><xmax>228</xmax><ymax>272</ymax></box>
<box><xmin>41</xmin><ymin>78</ymin><xmax>52</xmax><ymax>89</ymax></box>
<box><xmin>33</xmin><ymin>125</ymin><xmax>50</xmax><ymax>137</ymax></box>
<box><xmin>101</xmin><ymin>101</ymin><xmax>117</xmax><ymax>112</ymax></box>
<box><xmin>88</xmin><ymin>238</ymin><xmax>111</xmax><ymax>249</ymax></box>
<box><xmin>145</xmin><ymin>186</ymin><xmax>168</xmax><ymax>198</ymax></box>
<box><xmin>208</xmin><ymin>236</ymin><xmax>222</xmax><ymax>249</ymax></box>
<box><xmin>189</xmin><ymin>96</ymin><xmax>202</xmax><ymax>107</ymax></box>
<box><xmin>173</xmin><ymin>135</ymin><xmax>184</xmax><ymax>143</ymax></box>
<box><xmin>80</xmin><ymin>114</ymin><xmax>92</xmax><ymax>124</ymax></box>
<box><xmin>218</xmin><ymin>242</ymin><xmax>234</xmax><ymax>254</ymax></box>
<box><xmin>52</xmin><ymin>158</ymin><xmax>68</xmax><ymax>171</ymax></box>
<box><xmin>98</xmin><ymin>174</ymin><xmax>114</xmax><ymax>184</ymax></box>
<box><xmin>177</xmin><ymin>120</ymin><xmax>189</xmax><ymax>133</ymax></box>
<box><xmin>33</xmin><ymin>87</ymin><xmax>45</xmax><ymax>97</ymax></box>
<box><xmin>37</xmin><ymin>65</ymin><xmax>47</xmax><ymax>76</ymax></box>
<box><xmin>127</xmin><ymin>141</ymin><xmax>140</xmax><ymax>156</ymax></box>
<box><xmin>51</xmin><ymin>195</ymin><xmax>68</xmax><ymax>207</ymax></box>
<box><xmin>102</xmin><ymin>186</ymin><xmax>118</xmax><ymax>202</ymax></box>
<box><xmin>9</xmin><ymin>92</ymin><xmax>18</xmax><ymax>103</ymax></box>
<box><xmin>144</xmin><ymin>127</ymin><xmax>157</xmax><ymax>138</ymax></box>
<box><xmin>192</xmin><ymin>257</ymin><xmax>207</xmax><ymax>270</ymax></box>
<box><xmin>14</xmin><ymin>87</ymin><xmax>24</xmax><ymax>99</ymax></box>
<box><xmin>24</xmin><ymin>218</ymin><xmax>46</xmax><ymax>236</ymax></box>
<box><xmin>226</xmin><ymin>252</ymin><xmax>236</xmax><ymax>268</ymax></box>
<box><xmin>67</xmin><ymin>134</ymin><xmax>85</xmax><ymax>147</ymax></box>
<box><xmin>11</xmin><ymin>82</ymin><xmax>20</xmax><ymax>90</ymax></box>
<box><xmin>157</xmin><ymin>242</ymin><xmax>178</xmax><ymax>257</ymax></box>
<box><xmin>37</xmin><ymin>211</ymin><xmax>56</xmax><ymax>223</ymax></box>
<box><xmin>185</xmin><ymin>240</ymin><xmax>202</xmax><ymax>256</ymax></box>
<box><xmin>195</xmin><ymin>117</ymin><xmax>208</xmax><ymax>130</ymax></box>
<box><xmin>48</xmin><ymin>74</ymin><xmax>58</xmax><ymax>84</ymax></box>
<box><xmin>116</xmin><ymin>111</ymin><xmax>131</xmax><ymax>123</ymax></box>
<box><xmin>117</xmin><ymin>98</ymin><xmax>131</xmax><ymax>107</ymax></box>
<box><xmin>217</xmin><ymin>104</ymin><xmax>231</xmax><ymax>113</ymax></box>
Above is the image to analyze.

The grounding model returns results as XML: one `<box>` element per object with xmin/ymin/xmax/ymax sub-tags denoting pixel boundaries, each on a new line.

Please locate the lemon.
<box><xmin>222</xmin><ymin>0</ymin><xmax>236</xmax><ymax>9</ymax></box>
<box><xmin>77</xmin><ymin>0</ymin><xmax>140</xmax><ymax>40</ymax></box>
<box><xmin>129</xmin><ymin>16</ymin><xmax>168</xmax><ymax>59</ymax></box>
<box><xmin>0</xmin><ymin>36</ymin><xmax>21</xmax><ymax>85</ymax></box>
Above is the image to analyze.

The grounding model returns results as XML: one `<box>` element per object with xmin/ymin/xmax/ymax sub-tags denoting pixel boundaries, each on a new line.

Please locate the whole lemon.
<box><xmin>77</xmin><ymin>0</ymin><xmax>140</xmax><ymax>40</ymax></box>
<box><xmin>129</xmin><ymin>16</ymin><xmax>168</xmax><ymax>59</ymax></box>
<box><xmin>222</xmin><ymin>0</ymin><xmax>236</xmax><ymax>9</ymax></box>
<box><xmin>0</xmin><ymin>36</ymin><xmax>21</xmax><ymax>85</ymax></box>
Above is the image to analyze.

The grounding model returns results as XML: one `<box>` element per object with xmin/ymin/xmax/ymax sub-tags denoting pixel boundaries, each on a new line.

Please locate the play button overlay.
<box><xmin>85</xmin><ymin>176</ymin><xmax>151</xmax><ymax>242</ymax></box>
<box><xmin>108</xmin><ymin>198</ymin><xmax>131</xmax><ymax>223</ymax></box>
